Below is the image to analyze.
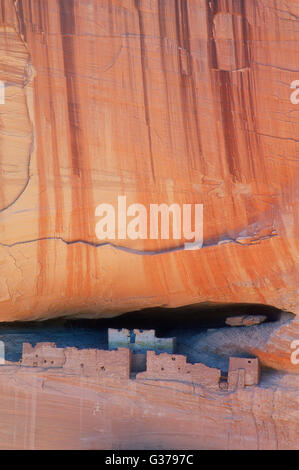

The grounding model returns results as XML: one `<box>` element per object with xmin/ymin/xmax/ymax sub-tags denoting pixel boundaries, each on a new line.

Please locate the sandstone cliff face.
<box><xmin>0</xmin><ymin>0</ymin><xmax>298</xmax><ymax>322</ymax></box>
<box><xmin>0</xmin><ymin>365</ymin><xmax>298</xmax><ymax>450</ymax></box>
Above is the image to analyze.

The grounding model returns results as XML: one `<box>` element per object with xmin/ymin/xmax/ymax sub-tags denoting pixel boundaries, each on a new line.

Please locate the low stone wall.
<box><xmin>63</xmin><ymin>347</ymin><xmax>131</xmax><ymax>379</ymax></box>
<box><xmin>228</xmin><ymin>357</ymin><xmax>260</xmax><ymax>387</ymax></box>
<box><xmin>136</xmin><ymin>351</ymin><xmax>221</xmax><ymax>387</ymax></box>
<box><xmin>21</xmin><ymin>343</ymin><xmax>66</xmax><ymax>368</ymax></box>
<box><xmin>108</xmin><ymin>328</ymin><xmax>175</xmax><ymax>353</ymax></box>
<box><xmin>19</xmin><ymin>342</ymin><xmax>261</xmax><ymax>390</ymax></box>
<box><xmin>21</xmin><ymin>343</ymin><xmax>131</xmax><ymax>379</ymax></box>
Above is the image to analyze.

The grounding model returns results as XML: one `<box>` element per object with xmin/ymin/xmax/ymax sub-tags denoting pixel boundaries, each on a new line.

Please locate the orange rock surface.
<box><xmin>0</xmin><ymin>344</ymin><xmax>298</xmax><ymax>450</ymax></box>
<box><xmin>0</xmin><ymin>0</ymin><xmax>298</xmax><ymax>323</ymax></box>
<box><xmin>0</xmin><ymin>363</ymin><xmax>298</xmax><ymax>450</ymax></box>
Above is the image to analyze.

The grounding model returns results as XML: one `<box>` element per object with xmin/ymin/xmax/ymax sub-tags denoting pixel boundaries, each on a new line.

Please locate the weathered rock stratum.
<box><xmin>0</xmin><ymin>341</ymin><xmax>298</xmax><ymax>450</ymax></box>
<box><xmin>0</xmin><ymin>0</ymin><xmax>298</xmax><ymax>322</ymax></box>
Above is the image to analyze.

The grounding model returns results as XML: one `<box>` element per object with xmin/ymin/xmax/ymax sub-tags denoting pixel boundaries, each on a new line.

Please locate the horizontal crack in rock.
<box><xmin>0</xmin><ymin>231</ymin><xmax>278</xmax><ymax>256</ymax></box>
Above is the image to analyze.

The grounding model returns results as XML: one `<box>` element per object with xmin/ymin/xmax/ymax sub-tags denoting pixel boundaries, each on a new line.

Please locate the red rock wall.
<box><xmin>0</xmin><ymin>0</ymin><xmax>298</xmax><ymax>321</ymax></box>
<box><xmin>0</xmin><ymin>366</ymin><xmax>298</xmax><ymax>449</ymax></box>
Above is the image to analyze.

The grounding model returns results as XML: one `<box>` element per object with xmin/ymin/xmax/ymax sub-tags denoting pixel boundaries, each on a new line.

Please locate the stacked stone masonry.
<box><xmin>108</xmin><ymin>328</ymin><xmax>175</xmax><ymax>353</ymax></box>
<box><xmin>18</xmin><ymin>342</ymin><xmax>260</xmax><ymax>390</ymax></box>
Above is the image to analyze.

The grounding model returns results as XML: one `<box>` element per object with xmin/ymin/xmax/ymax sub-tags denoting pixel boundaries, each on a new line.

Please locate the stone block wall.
<box><xmin>21</xmin><ymin>343</ymin><xmax>66</xmax><ymax>367</ymax></box>
<box><xmin>63</xmin><ymin>347</ymin><xmax>131</xmax><ymax>379</ymax></box>
<box><xmin>228</xmin><ymin>357</ymin><xmax>260</xmax><ymax>387</ymax></box>
<box><xmin>20</xmin><ymin>343</ymin><xmax>131</xmax><ymax>379</ymax></box>
<box><xmin>108</xmin><ymin>328</ymin><xmax>175</xmax><ymax>354</ymax></box>
<box><xmin>137</xmin><ymin>351</ymin><xmax>221</xmax><ymax>387</ymax></box>
<box><xmin>108</xmin><ymin>328</ymin><xmax>131</xmax><ymax>349</ymax></box>
<box><xmin>19</xmin><ymin>343</ymin><xmax>261</xmax><ymax>390</ymax></box>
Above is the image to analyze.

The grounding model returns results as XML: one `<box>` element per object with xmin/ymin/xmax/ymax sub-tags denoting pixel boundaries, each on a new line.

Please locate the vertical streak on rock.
<box><xmin>42</xmin><ymin>0</ymin><xmax>64</xmax><ymax>235</ymax></box>
<box><xmin>206</xmin><ymin>0</ymin><xmax>265</xmax><ymax>183</ymax></box>
<box><xmin>179</xmin><ymin>0</ymin><xmax>203</xmax><ymax>167</ymax></box>
<box><xmin>134</xmin><ymin>0</ymin><xmax>156</xmax><ymax>182</ymax></box>
<box><xmin>58</xmin><ymin>0</ymin><xmax>93</xmax><ymax>299</ymax></box>
<box><xmin>58</xmin><ymin>0</ymin><xmax>81</xmax><ymax>298</ymax></box>
<box><xmin>58</xmin><ymin>0</ymin><xmax>81</xmax><ymax>177</ymax></box>
<box><xmin>205</xmin><ymin>0</ymin><xmax>218</xmax><ymax>70</ymax></box>
<box><xmin>0</xmin><ymin>0</ymin><xmax>5</xmax><ymax>23</ymax></box>
<box><xmin>34</xmin><ymin>2</ymin><xmax>46</xmax><ymax>297</ymax></box>
<box><xmin>174</xmin><ymin>0</ymin><xmax>202</xmax><ymax>171</ymax></box>
<box><xmin>15</xmin><ymin>0</ymin><xmax>26</xmax><ymax>41</ymax></box>
<box><xmin>157</xmin><ymin>0</ymin><xmax>173</xmax><ymax>160</ymax></box>
<box><xmin>24</xmin><ymin>0</ymin><xmax>48</xmax><ymax>297</ymax></box>
<box><xmin>218</xmin><ymin>70</ymin><xmax>241</xmax><ymax>181</ymax></box>
<box><xmin>32</xmin><ymin>2</ymin><xmax>49</xmax><ymax>297</ymax></box>
<box><xmin>208</xmin><ymin>0</ymin><xmax>240</xmax><ymax>180</ymax></box>
<box><xmin>239</xmin><ymin>0</ymin><xmax>250</xmax><ymax>68</ymax></box>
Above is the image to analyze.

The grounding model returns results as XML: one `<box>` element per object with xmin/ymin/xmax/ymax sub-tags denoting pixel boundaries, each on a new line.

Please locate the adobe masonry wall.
<box><xmin>228</xmin><ymin>357</ymin><xmax>260</xmax><ymax>388</ymax></box>
<box><xmin>21</xmin><ymin>343</ymin><xmax>131</xmax><ymax>379</ymax></box>
<box><xmin>108</xmin><ymin>328</ymin><xmax>175</xmax><ymax>353</ymax></box>
<box><xmin>134</xmin><ymin>329</ymin><xmax>175</xmax><ymax>353</ymax></box>
<box><xmin>21</xmin><ymin>343</ymin><xmax>65</xmax><ymax>367</ymax></box>
<box><xmin>19</xmin><ymin>343</ymin><xmax>261</xmax><ymax>390</ymax></box>
<box><xmin>108</xmin><ymin>328</ymin><xmax>130</xmax><ymax>349</ymax></box>
<box><xmin>64</xmin><ymin>347</ymin><xmax>131</xmax><ymax>378</ymax></box>
<box><xmin>136</xmin><ymin>351</ymin><xmax>221</xmax><ymax>387</ymax></box>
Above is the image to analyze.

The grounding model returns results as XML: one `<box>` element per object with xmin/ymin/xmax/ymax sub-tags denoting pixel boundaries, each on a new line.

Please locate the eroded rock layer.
<box><xmin>0</xmin><ymin>363</ymin><xmax>298</xmax><ymax>450</ymax></box>
<box><xmin>0</xmin><ymin>0</ymin><xmax>298</xmax><ymax>323</ymax></box>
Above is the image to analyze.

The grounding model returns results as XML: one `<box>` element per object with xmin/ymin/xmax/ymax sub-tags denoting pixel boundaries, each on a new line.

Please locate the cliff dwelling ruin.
<box><xmin>5</xmin><ymin>327</ymin><xmax>260</xmax><ymax>393</ymax></box>
<box><xmin>0</xmin><ymin>304</ymin><xmax>297</xmax><ymax>450</ymax></box>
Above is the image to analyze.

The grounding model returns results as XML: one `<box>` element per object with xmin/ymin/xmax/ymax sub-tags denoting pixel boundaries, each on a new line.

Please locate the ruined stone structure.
<box><xmin>21</xmin><ymin>342</ymin><xmax>131</xmax><ymax>379</ymax></box>
<box><xmin>21</xmin><ymin>342</ymin><xmax>65</xmax><ymax>368</ymax></box>
<box><xmin>108</xmin><ymin>328</ymin><xmax>175</xmax><ymax>354</ymax></box>
<box><xmin>0</xmin><ymin>0</ymin><xmax>297</xmax><ymax>328</ymax></box>
<box><xmin>228</xmin><ymin>357</ymin><xmax>261</xmax><ymax>387</ymax></box>
<box><xmin>17</xmin><ymin>341</ymin><xmax>260</xmax><ymax>391</ymax></box>
<box><xmin>64</xmin><ymin>347</ymin><xmax>131</xmax><ymax>379</ymax></box>
<box><xmin>3</xmin><ymin>339</ymin><xmax>288</xmax><ymax>449</ymax></box>
<box><xmin>136</xmin><ymin>351</ymin><xmax>221</xmax><ymax>388</ymax></box>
